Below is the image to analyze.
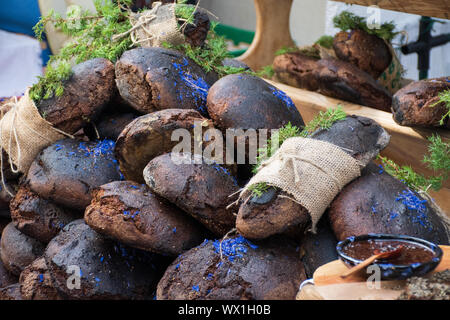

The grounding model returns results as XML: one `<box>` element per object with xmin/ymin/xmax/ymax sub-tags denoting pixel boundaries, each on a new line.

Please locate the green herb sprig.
<box><xmin>333</xmin><ymin>11</ymin><xmax>398</xmax><ymax>41</ymax></box>
<box><xmin>379</xmin><ymin>134</ymin><xmax>449</xmax><ymax>193</ymax></box>
<box><xmin>314</xmin><ymin>35</ymin><xmax>334</xmax><ymax>49</ymax></box>
<box><xmin>163</xmin><ymin>21</ymin><xmax>247</xmax><ymax>77</ymax></box>
<box><xmin>430</xmin><ymin>89</ymin><xmax>450</xmax><ymax>126</ymax></box>
<box><xmin>30</xmin><ymin>0</ymin><xmax>206</xmax><ymax>104</ymax></box>
<box><xmin>30</xmin><ymin>0</ymin><xmax>134</xmax><ymax>104</ymax></box>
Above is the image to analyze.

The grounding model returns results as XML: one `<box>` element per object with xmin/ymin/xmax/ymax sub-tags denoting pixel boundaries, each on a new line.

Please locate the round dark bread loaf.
<box><xmin>0</xmin><ymin>223</ymin><xmax>45</xmax><ymax>276</ymax></box>
<box><xmin>26</xmin><ymin>139</ymin><xmax>121</xmax><ymax>211</ymax></box>
<box><xmin>392</xmin><ymin>77</ymin><xmax>450</xmax><ymax>128</ymax></box>
<box><xmin>10</xmin><ymin>185</ymin><xmax>79</xmax><ymax>243</ymax></box>
<box><xmin>329</xmin><ymin>162</ymin><xmax>449</xmax><ymax>245</ymax></box>
<box><xmin>156</xmin><ymin>235</ymin><xmax>306</xmax><ymax>300</ymax></box>
<box><xmin>115</xmin><ymin>47</ymin><xmax>218</xmax><ymax>115</ymax></box>
<box><xmin>144</xmin><ymin>153</ymin><xmax>240</xmax><ymax>236</ymax></box>
<box><xmin>85</xmin><ymin>181</ymin><xmax>207</xmax><ymax>256</ymax></box>
<box><xmin>207</xmin><ymin>73</ymin><xmax>304</xmax><ymax>132</ymax></box>
<box><xmin>315</xmin><ymin>58</ymin><xmax>392</xmax><ymax>112</ymax></box>
<box><xmin>37</xmin><ymin>58</ymin><xmax>116</xmax><ymax>134</ymax></box>
<box><xmin>333</xmin><ymin>29</ymin><xmax>392</xmax><ymax>79</ymax></box>
<box><xmin>115</xmin><ymin>108</ymin><xmax>219</xmax><ymax>183</ymax></box>
<box><xmin>44</xmin><ymin>219</ymin><xmax>168</xmax><ymax>300</ymax></box>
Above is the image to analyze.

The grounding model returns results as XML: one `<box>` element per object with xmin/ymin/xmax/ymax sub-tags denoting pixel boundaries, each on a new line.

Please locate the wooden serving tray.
<box><xmin>313</xmin><ymin>245</ymin><xmax>450</xmax><ymax>286</ymax></box>
<box><xmin>332</xmin><ymin>0</ymin><xmax>449</xmax><ymax>20</ymax></box>
<box><xmin>238</xmin><ymin>0</ymin><xmax>450</xmax><ymax>214</ymax></box>
<box><xmin>296</xmin><ymin>245</ymin><xmax>449</xmax><ymax>300</ymax></box>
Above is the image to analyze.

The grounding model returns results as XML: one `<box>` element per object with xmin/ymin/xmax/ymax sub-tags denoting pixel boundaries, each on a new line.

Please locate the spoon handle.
<box><xmin>340</xmin><ymin>254</ymin><xmax>380</xmax><ymax>279</ymax></box>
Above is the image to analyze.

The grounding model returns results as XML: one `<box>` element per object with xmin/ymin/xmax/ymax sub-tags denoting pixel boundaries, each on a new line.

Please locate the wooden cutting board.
<box><xmin>296</xmin><ymin>245</ymin><xmax>450</xmax><ymax>300</ymax></box>
<box><xmin>313</xmin><ymin>245</ymin><xmax>450</xmax><ymax>286</ymax></box>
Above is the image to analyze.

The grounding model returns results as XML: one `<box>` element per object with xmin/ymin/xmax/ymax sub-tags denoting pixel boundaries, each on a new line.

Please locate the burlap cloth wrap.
<box><xmin>0</xmin><ymin>89</ymin><xmax>67</xmax><ymax>174</ymax></box>
<box><xmin>113</xmin><ymin>2</ymin><xmax>185</xmax><ymax>48</ymax></box>
<box><xmin>239</xmin><ymin>137</ymin><xmax>361</xmax><ymax>232</ymax></box>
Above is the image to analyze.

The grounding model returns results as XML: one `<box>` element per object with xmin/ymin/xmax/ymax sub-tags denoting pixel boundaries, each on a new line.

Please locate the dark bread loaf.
<box><xmin>144</xmin><ymin>153</ymin><xmax>240</xmax><ymax>236</ymax></box>
<box><xmin>157</xmin><ymin>236</ymin><xmax>307</xmax><ymax>300</ymax></box>
<box><xmin>85</xmin><ymin>181</ymin><xmax>207</xmax><ymax>256</ymax></box>
<box><xmin>19</xmin><ymin>257</ymin><xmax>61</xmax><ymax>300</ymax></box>
<box><xmin>44</xmin><ymin>219</ymin><xmax>168</xmax><ymax>300</ymax></box>
<box><xmin>273</xmin><ymin>52</ymin><xmax>320</xmax><ymax>91</ymax></box>
<box><xmin>115</xmin><ymin>47</ymin><xmax>218</xmax><ymax>115</ymax></box>
<box><xmin>115</xmin><ymin>109</ymin><xmax>218</xmax><ymax>183</ymax></box>
<box><xmin>333</xmin><ymin>29</ymin><xmax>392</xmax><ymax>79</ymax></box>
<box><xmin>37</xmin><ymin>58</ymin><xmax>116</xmax><ymax>134</ymax></box>
<box><xmin>392</xmin><ymin>78</ymin><xmax>450</xmax><ymax>128</ymax></box>
<box><xmin>0</xmin><ymin>223</ymin><xmax>45</xmax><ymax>276</ymax></box>
<box><xmin>10</xmin><ymin>185</ymin><xmax>79</xmax><ymax>243</ymax></box>
<box><xmin>328</xmin><ymin>162</ymin><xmax>449</xmax><ymax>245</ymax></box>
<box><xmin>315</xmin><ymin>58</ymin><xmax>392</xmax><ymax>112</ymax></box>
<box><xmin>26</xmin><ymin>139</ymin><xmax>121</xmax><ymax>211</ymax></box>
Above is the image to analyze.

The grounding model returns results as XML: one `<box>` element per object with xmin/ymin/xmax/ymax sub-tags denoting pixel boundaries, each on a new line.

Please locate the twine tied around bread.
<box><xmin>0</xmin><ymin>89</ymin><xmax>74</xmax><ymax>195</ymax></box>
<box><xmin>238</xmin><ymin>137</ymin><xmax>361</xmax><ymax>232</ymax></box>
<box><xmin>112</xmin><ymin>2</ymin><xmax>185</xmax><ymax>48</ymax></box>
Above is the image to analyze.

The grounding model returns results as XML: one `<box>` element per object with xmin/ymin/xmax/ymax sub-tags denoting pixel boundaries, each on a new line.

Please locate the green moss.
<box><xmin>430</xmin><ymin>89</ymin><xmax>450</xmax><ymax>126</ymax></box>
<box><xmin>275</xmin><ymin>46</ymin><xmax>300</xmax><ymax>56</ymax></box>
<box><xmin>175</xmin><ymin>0</ymin><xmax>196</xmax><ymax>26</ymax></box>
<box><xmin>29</xmin><ymin>61</ymin><xmax>73</xmax><ymax>102</ymax></box>
<box><xmin>248</xmin><ymin>183</ymin><xmax>270</xmax><ymax>198</ymax></box>
<box><xmin>252</xmin><ymin>65</ymin><xmax>275</xmax><ymax>79</ymax></box>
<box><xmin>333</xmin><ymin>11</ymin><xmax>398</xmax><ymax>42</ymax></box>
<box><xmin>299</xmin><ymin>105</ymin><xmax>347</xmax><ymax>137</ymax></box>
<box><xmin>314</xmin><ymin>35</ymin><xmax>334</xmax><ymax>49</ymax></box>
<box><xmin>379</xmin><ymin>134</ymin><xmax>449</xmax><ymax>192</ymax></box>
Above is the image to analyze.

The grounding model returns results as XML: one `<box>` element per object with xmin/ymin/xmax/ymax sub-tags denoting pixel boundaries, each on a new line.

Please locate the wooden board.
<box><xmin>266</xmin><ymin>80</ymin><xmax>450</xmax><ymax>215</ymax></box>
<box><xmin>313</xmin><ymin>245</ymin><xmax>450</xmax><ymax>286</ymax></box>
<box><xmin>239</xmin><ymin>0</ymin><xmax>296</xmax><ymax>71</ymax></box>
<box><xmin>332</xmin><ymin>0</ymin><xmax>450</xmax><ymax>20</ymax></box>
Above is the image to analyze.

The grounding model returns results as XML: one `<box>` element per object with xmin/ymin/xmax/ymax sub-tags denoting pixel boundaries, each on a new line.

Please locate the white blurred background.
<box><xmin>202</xmin><ymin>0</ymin><xmax>450</xmax><ymax>81</ymax></box>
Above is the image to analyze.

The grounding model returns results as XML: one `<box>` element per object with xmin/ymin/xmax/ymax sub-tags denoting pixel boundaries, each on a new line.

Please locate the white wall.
<box><xmin>201</xmin><ymin>0</ymin><xmax>328</xmax><ymax>46</ymax></box>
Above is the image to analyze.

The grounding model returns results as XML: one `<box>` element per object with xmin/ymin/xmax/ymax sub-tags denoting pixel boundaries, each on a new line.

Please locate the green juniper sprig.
<box><xmin>299</xmin><ymin>105</ymin><xmax>347</xmax><ymax>137</ymax></box>
<box><xmin>30</xmin><ymin>0</ymin><xmax>207</xmax><ymax>104</ymax></box>
<box><xmin>252</xmin><ymin>65</ymin><xmax>275</xmax><ymax>79</ymax></box>
<box><xmin>379</xmin><ymin>134</ymin><xmax>449</xmax><ymax>193</ymax></box>
<box><xmin>249</xmin><ymin>106</ymin><xmax>347</xmax><ymax>196</ymax></box>
<box><xmin>164</xmin><ymin>21</ymin><xmax>247</xmax><ymax>77</ymax></box>
<box><xmin>175</xmin><ymin>0</ymin><xmax>196</xmax><ymax>26</ymax></box>
<box><xmin>30</xmin><ymin>0</ymin><xmax>134</xmax><ymax>104</ymax></box>
<box><xmin>314</xmin><ymin>35</ymin><xmax>334</xmax><ymax>49</ymax></box>
<box><xmin>29</xmin><ymin>60</ymin><xmax>72</xmax><ymax>102</ymax></box>
<box><xmin>333</xmin><ymin>11</ymin><xmax>398</xmax><ymax>42</ymax></box>
<box><xmin>429</xmin><ymin>89</ymin><xmax>450</xmax><ymax>126</ymax></box>
<box><xmin>275</xmin><ymin>46</ymin><xmax>300</xmax><ymax>56</ymax></box>
<box><xmin>247</xmin><ymin>182</ymin><xmax>271</xmax><ymax>198</ymax></box>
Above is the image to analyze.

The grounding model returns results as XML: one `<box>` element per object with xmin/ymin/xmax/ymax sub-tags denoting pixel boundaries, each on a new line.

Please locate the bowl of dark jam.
<box><xmin>336</xmin><ymin>234</ymin><xmax>443</xmax><ymax>280</ymax></box>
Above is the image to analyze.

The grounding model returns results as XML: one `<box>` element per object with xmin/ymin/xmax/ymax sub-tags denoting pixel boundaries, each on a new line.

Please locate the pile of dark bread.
<box><xmin>0</xmin><ymin>3</ymin><xmax>448</xmax><ymax>300</ymax></box>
